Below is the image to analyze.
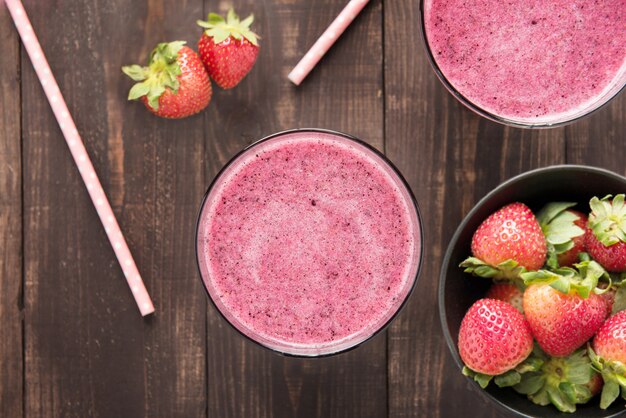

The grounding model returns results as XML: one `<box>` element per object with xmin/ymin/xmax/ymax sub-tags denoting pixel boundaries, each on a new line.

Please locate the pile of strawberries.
<box><xmin>122</xmin><ymin>9</ymin><xmax>259</xmax><ymax>119</ymax></box>
<box><xmin>457</xmin><ymin>194</ymin><xmax>626</xmax><ymax>413</ymax></box>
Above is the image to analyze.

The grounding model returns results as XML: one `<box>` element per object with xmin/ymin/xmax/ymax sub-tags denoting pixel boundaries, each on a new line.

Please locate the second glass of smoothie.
<box><xmin>421</xmin><ymin>0</ymin><xmax>626</xmax><ymax>127</ymax></box>
<box><xmin>196</xmin><ymin>129</ymin><xmax>422</xmax><ymax>357</ymax></box>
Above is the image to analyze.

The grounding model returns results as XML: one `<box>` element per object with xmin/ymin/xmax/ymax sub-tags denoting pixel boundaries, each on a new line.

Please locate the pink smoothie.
<box><xmin>197</xmin><ymin>131</ymin><xmax>421</xmax><ymax>355</ymax></box>
<box><xmin>424</xmin><ymin>0</ymin><xmax>626</xmax><ymax>123</ymax></box>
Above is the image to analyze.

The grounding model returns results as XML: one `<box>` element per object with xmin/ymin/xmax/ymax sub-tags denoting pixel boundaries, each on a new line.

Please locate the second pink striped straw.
<box><xmin>288</xmin><ymin>0</ymin><xmax>371</xmax><ymax>86</ymax></box>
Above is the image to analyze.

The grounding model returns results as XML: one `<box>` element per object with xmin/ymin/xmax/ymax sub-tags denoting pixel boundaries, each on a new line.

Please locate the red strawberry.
<box><xmin>590</xmin><ymin>310</ymin><xmax>626</xmax><ymax>409</ymax></box>
<box><xmin>557</xmin><ymin>210</ymin><xmax>588</xmax><ymax>267</ymax></box>
<box><xmin>458</xmin><ymin>298</ymin><xmax>533</xmax><ymax>377</ymax></box>
<box><xmin>461</xmin><ymin>203</ymin><xmax>547</xmax><ymax>280</ymax></box>
<box><xmin>537</xmin><ymin>203</ymin><xmax>587</xmax><ymax>268</ymax></box>
<box><xmin>585</xmin><ymin>194</ymin><xmax>626</xmax><ymax>272</ymax></box>
<box><xmin>594</xmin><ymin>310</ymin><xmax>626</xmax><ymax>368</ymax></box>
<box><xmin>122</xmin><ymin>41</ymin><xmax>212</xmax><ymax>118</ymax></box>
<box><xmin>485</xmin><ymin>283</ymin><xmax>524</xmax><ymax>312</ymax></box>
<box><xmin>197</xmin><ymin>9</ymin><xmax>259</xmax><ymax>89</ymax></box>
<box><xmin>536</xmin><ymin>202</ymin><xmax>588</xmax><ymax>267</ymax></box>
<box><xmin>523</xmin><ymin>284</ymin><xmax>607</xmax><ymax>357</ymax></box>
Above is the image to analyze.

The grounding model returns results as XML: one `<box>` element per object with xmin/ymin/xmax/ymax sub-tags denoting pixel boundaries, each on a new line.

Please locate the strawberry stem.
<box><xmin>589</xmin><ymin>194</ymin><xmax>626</xmax><ymax>246</ymax></box>
<box><xmin>197</xmin><ymin>8</ymin><xmax>259</xmax><ymax>46</ymax></box>
<box><xmin>122</xmin><ymin>41</ymin><xmax>185</xmax><ymax>111</ymax></box>
<box><xmin>521</xmin><ymin>260</ymin><xmax>610</xmax><ymax>298</ymax></box>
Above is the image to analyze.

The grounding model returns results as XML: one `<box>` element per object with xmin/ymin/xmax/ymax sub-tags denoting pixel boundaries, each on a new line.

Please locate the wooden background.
<box><xmin>0</xmin><ymin>0</ymin><xmax>624</xmax><ymax>417</ymax></box>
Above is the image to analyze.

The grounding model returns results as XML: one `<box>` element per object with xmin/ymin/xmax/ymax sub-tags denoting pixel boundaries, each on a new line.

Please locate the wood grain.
<box><xmin>383</xmin><ymin>1</ymin><xmax>572</xmax><ymax>417</ymax></box>
<box><xmin>203</xmin><ymin>1</ymin><xmax>387</xmax><ymax>417</ymax></box>
<box><xmin>4</xmin><ymin>0</ymin><xmax>625</xmax><ymax>417</ymax></box>
<box><xmin>22</xmin><ymin>1</ymin><xmax>206</xmax><ymax>416</ymax></box>
<box><xmin>565</xmin><ymin>95</ymin><xmax>626</xmax><ymax>174</ymax></box>
<box><xmin>0</xmin><ymin>4</ymin><xmax>23</xmax><ymax>417</ymax></box>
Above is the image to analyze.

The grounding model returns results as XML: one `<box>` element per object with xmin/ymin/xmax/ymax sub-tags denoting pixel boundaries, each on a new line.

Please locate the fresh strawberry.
<box><xmin>590</xmin><ymin>310</ymin><xmax>626</xmax><ymax>409</ymax></box>
<box><xmin>559</xmin><ymin>211</ymin><xmax>588</xmax><ymax>266</ymax></box>
<box><xmin>593</xmin><ymin>310</ymin><xmax>626</xmax><ymax>370</ymax></box>
<box><xmin>537</xmin><ymin>202</ymin><xmax>587</xmax><ymax>268</ymax></box>
<box><xmin>522</xmin><ymin>261</ymin><xmax>610</xmax><ymax>357</ymax></box>
<box><xmin>585</xmin><ymin>194</ymin><xmax>626</xmax><ymax>272</ymax></box>
<box><xmin>458</xmin><ymin>299</ymin><xmax>533</xmax><ymax>384</ymax></box>
<box><xmin>510</xmin><ymin>347</ymin><xmax>601</xmax><ymax>413</ymax></box>
<box><xmin>461</xmin><ymin>203</ymin><xmax>547</xmax><ymax>280</ymax></box>
<box><xmin>486</xmin><ymin>282</ymin><xmax>524</xmax><ymax>312</ymax></box>
<box><xmin>197</xmin><ymin>9</ymin><xmax>259</xmax><ymax>89</ymax></box>
<box><xmin>122</xmin><ymin>41</ymin><xmax>212</xmax><ymax>118</ymax></box>
<box><xmin>523</xmin><ymin>284</ymin><xmax>606</xmax><ymax>357</ymax></box>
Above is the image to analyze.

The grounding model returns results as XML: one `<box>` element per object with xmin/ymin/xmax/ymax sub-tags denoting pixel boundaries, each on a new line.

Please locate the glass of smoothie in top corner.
<box><xmin>195</xmin><ymin>129</ymin><xmax>423</xmax><ymax>357</ymax></box>
<box><xmin>421</xmin><ymin>0</ymin><xmax>626</xmax><ymax>128</ymax></box>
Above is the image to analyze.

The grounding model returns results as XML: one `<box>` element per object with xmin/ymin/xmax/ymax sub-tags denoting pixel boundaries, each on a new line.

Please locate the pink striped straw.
<box><xmin>288</xmin><ymin>0</ymin><xmax>370</xmax><ymax>85</ymax></box>
<box><xmin>4</xmin><ymin>0</ymin><xmax>155</xmax><ymax>316</ymax></box>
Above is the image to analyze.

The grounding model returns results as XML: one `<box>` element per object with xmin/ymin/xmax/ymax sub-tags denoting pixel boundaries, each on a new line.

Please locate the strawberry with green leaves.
<box><xmin>458</xmin><ymin>298</ymin><xmax>534</xmax><ymax>388</ymax></box>
<box><xmin>536</xmin><ymin>202</ymin><xmax>587</xmax><ymax>268</ymax></box>
<box><xmin>585</xmin><ymin>194</ymin><xmax>626</xmax><ymax>273</ymax></box>
<box><xmin>506</xmin><ymin>346</ymin><xmax>601</xmax><ymax>413</ymax></box>
<box><xmin>122</xmin><ymin>41</ymin><xmax>212</xmax><ymax>119</ymax></box>
<box><xmin>589</xmin><ymin>310</ymin><xmax>626</xmax><ymax>409</ymax></box>
<box><xmin>461</xmin><ymin>203</ymin><xmax>547</xmax><ymax>281</ymax></box>
<box><xmin>197</xmin><ymin>9</ymin><xmax>259</xmax><ymax>89</ymax></box>
<box><xmin>521</xmin><ymin>261</ymin><xmax>610</xmax><ymax>357</ymax></box>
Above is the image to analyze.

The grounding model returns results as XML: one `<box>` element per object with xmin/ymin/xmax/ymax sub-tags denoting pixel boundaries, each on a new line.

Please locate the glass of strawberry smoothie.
<box><xmin>195</xmin><ymin>129</ymin><xmax>423</xmax><ymax>356</ymax></box>
<box><xmin>421</xmin><ymin>0</ymin><xmax>626</xmax><ymax>127</ymax></box>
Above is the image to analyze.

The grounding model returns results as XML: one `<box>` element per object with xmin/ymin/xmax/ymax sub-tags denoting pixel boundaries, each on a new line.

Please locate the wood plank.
<box><xmin>22</xmin><ymin>1</ymin><xmax>206</xmax><ymax>416</ymax></box>
<box><xmin>0</xmin><ymin>5</ymin><xmax>23</xmax><ymax>417</ymax></box>
<box><xmin>565</xmin><ymin>95</ymin><xmax>626</xmax><ymax>173</ymax></box>
<box><xmin>203</xmin><ymin>1</ymin><xmax>386</xmax><ymax>417</ymax></box>
<box><xmin>384</xmin><ymin>1</ymin><xmax>567</xmax><ymax>416</ymax></box>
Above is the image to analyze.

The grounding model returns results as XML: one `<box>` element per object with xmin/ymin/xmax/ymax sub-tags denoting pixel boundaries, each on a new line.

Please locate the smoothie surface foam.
<box><xmin>424</xmin><ymin>0</ymin><xmax>626</xmax><ymax>123</ymax></box>
<box><xmin>198</xmin><ymin>132</ymin><xmax>420</xmax><ymax>355</ymax></box>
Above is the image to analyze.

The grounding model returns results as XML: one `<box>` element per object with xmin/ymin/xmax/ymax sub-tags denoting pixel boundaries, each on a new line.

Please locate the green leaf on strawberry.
<box><xmin>197</xmin><ymin>8</ymin><xmax>259</xmax><ymax>46</ymax></box>
<box><xmin>494</xmin><ymin>370</ymin><xmax>522</xmax><ymax>387</ymax></box>
<box><xmin>589</xmin><ymin>194</ymin><xmax>626</xmax><ymax>246</ymax></box>
<box><xmin>513</xmin><ymin>347</ymin><xmax>599</xmax><ymax>413</ymax></box>
<box><xmin>462</xmin><ymin>354</ymin><xmax>542</xmax><ymax>389</ymax></box>
<box><xmin>589</xmin><ymin>346</ymin><xmax>626</xmax><ymax>409</ymax></box>
<box><xmin>537</xmin><ymin>202</ymin><xmax>585</xmax><ymax>269</ymax></box>
<box><xmin>122</xmin><ymin>41</ymin><xmax>185</xmax><ymax>110</ymax></box>
<box><xmin>460</xmin><ymin>257</ymin><xmax>526</xmax><ymax>281</ymax></box>
<box><xmin>521</xmin><ymin>260</ymin><xmax>610</xmax><ymax>299</ymax></box>
<box><xmin>462</xmin><ymin>367</ymin><xmax>493</xmax><ymax>389</ymax></box>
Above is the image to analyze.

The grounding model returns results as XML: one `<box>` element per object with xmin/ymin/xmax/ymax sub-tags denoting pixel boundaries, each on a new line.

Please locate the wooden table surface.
<box><xmin>1</xmin><ymin>1</ymin><xmax>624</xmax><ymax>417</ymax></box>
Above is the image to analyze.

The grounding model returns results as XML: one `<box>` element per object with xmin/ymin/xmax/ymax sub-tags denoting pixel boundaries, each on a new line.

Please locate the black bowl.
<box><xmin>439</xmin><ymin>165</ymin><xmax>626</xmax><ymax>418</ymax></box>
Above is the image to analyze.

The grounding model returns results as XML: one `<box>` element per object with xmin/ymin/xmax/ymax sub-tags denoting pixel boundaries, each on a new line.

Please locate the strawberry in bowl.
<box><xmin>440</xmin><ymin>165</ymin><xmax>626</xmax><ymax>417</ymax></box>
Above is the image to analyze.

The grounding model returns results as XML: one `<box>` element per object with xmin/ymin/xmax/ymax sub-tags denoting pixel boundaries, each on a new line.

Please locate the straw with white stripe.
<box><xmin>288</xmin><ymin>0</ymin><xmax>370</xmax><ymax>86</ymax></box>
<box><xmin>4</xmin><ymin>0</ymin><xmax>155</xmax><ymax>316</ymax></box>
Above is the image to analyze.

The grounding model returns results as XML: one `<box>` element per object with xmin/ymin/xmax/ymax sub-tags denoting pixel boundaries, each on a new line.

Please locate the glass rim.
<box><xmin>194</xmin><ymin>128</ymin><xmax>425</xmax><ymax>357</ymax></box>
<box><xmin>418</xmin><ymin>0</ymin><xmax>626</xmax><ymax>129</ymax></box>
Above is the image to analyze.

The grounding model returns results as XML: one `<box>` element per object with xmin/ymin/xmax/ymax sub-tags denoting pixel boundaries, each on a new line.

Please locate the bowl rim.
<box><xmin>417</xmin><ymin>0</ymin><xmax>626</xmax><ymax>129</ymax></box>
<box><xmin>195</xmin><ymin>128</ymin><xmax>425</xmax><ymax>358</ymax></box>
<box><xmin>438</xmin><ymin>164</ymin><xmax>626</xmax><ymax>417</ymax></box>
